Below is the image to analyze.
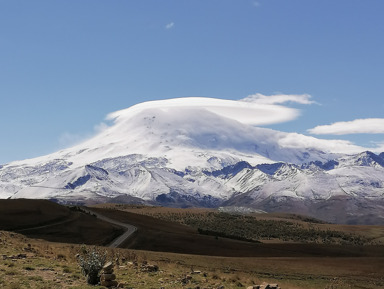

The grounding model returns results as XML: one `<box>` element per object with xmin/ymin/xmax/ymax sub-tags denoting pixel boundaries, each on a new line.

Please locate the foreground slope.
<box><xmin>2</xmin><ymin>229</ymin><xmax>384</xmax><ymax>289</ymax></box>
<box><xmin>1</xmin><ymin>98</ymin><xmax>384</xmax><ymax>224</ymax></box>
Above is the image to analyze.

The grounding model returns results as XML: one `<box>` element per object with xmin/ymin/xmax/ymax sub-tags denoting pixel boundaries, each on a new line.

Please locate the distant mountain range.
<box><xmin>1</xmin><ymin>98</ymin><xmax>384</xmax><ymax>224</ymax></box>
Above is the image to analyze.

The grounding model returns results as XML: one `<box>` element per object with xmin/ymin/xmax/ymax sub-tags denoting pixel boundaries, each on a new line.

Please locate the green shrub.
<box><xmin>77</xmin><ymin>246</ymin><xmax>107</xmax><ymax>285</ymax></box>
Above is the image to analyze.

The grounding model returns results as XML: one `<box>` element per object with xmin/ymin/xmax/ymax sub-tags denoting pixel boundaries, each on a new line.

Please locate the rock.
<box><xmin>4</xmin><ymin>254</ymin><xmax>27</xmax><ymax>260</ymax></box>
<box><xmin>100</xmin><ymin>263</ymin><xmax>120</xmax><ymax>288</ymax></box>
<box><xmin>103</xmin><ymin>262</ymin><xmax>114</xmax><ymax>271</ymax></box>
<box><xmin>103</xmin><ymin>268</ymin><xmax>114</xmax><ymax>274</ymax></box>
<box><xmin>100</xmin><ymin>273</ymin><xmax>116</xmax><ymax>281</ymax></box>
<box><xmin>192</xmin><ymin>270</ymin><xmax>201</xmax><ymax>274</ymax></box>
<box><xmin>248</xmin><ymin>283</ymin><xmax>280</xmax><ymax>289</ymax></box>
<box><xmin>100</xmin><ymin>280</ymin><xmax>118</xmax><ymax>287</ymax></box>
<box><xmin>141</xmin><ymin>263</ymin><xmax>159</xmax><ymax>272</ymax></box>
<box><xmin>181</xmin><ymin>275</ymin><xmax>192</xmax><ymax>284</ymax></box>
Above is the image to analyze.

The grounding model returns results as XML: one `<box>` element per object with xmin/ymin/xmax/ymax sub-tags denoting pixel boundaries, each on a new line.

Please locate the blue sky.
<box><xmin>1</xmin><ymin>0</ymin><xmax>384</xmax><ymax>164</ymax></box>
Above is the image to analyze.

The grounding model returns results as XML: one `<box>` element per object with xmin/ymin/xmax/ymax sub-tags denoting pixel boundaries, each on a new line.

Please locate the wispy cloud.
<box><xmin>58</xmin><ymin>132</ymin><xmax>86</xmax><ymax>148</ymax></box>
<box><xmin>58</xmin><ymin>122</ymin><xmax>109</xmax><ymax>149</ymax></box>
<box><xmin>108</xmin><ymin>95</ymin><xmax>310</xmax><ymax>127</ymax></box>
<box><xmin>371</xmin><ymin>141</ymin><xmax>384</xmax><ymax>152</ymax></box>
<box><xmin>308</xmin><ymin>118</ymin><xmax>384</xmax><ymax>135</ymax></box>
<box><xmin>277</xmin><ymin>132</ymin><xmax>366</xmax><ymax>154</ymax></box>
<box><xmin>165</xmin><ymin>22</ymin><xmax>174</xmax><ymax>29</ymax></box>
<box><xmin>241</xmin><ymin>93</ymin><xmax>316</xmax><ymax>105</ymax></box>
<box><xmin>252</xmin><ymin>1</ymin><xmax>261</xmax><ymax>7</ymax></box>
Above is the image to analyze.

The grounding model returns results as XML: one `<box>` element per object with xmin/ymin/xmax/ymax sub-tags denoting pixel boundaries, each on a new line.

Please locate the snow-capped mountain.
<box><xmin>1</xmin><ymin>97</ymin><xmax>384</xmax><ymax>224</ymax></box>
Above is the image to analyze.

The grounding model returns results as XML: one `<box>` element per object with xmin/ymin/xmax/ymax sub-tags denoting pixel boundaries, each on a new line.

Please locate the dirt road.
<box><xmin>83</xmin><ymin>208</ymin><xmax>137</xmax><ymax>248</ymax></box>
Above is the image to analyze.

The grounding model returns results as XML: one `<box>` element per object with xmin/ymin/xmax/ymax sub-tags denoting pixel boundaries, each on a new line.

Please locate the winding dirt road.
<box><xmin>83</xmin><ymin>208</ymin><xmax>137</xmax><ymax>248</ymax></box>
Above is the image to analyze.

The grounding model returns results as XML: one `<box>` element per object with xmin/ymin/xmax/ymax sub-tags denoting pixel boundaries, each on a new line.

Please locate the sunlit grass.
<box><xmin>1</xmin><ymin>222</ymin><xmax>383</xmax><ymax>289</ymax></box>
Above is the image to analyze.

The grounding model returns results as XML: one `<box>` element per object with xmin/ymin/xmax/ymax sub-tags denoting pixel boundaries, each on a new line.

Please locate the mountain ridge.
<box><xmin>1</xmin><ymin>98</ymin><xmax>384</xmax><ymax>224</ymax></box>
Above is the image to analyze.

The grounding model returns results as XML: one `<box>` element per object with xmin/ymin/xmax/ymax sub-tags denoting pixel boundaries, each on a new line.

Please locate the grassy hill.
<box><xmin>91</xmin><ymin>204</ymin><xmax>384</xmax><ymax>258</ymax></box>
<box><xmin>0</xmin><ymin>199</ymin><xmax>71</xmax><ymax>230</ymax></box>
<box><xmin>0</xmin><ymin>199</ymin><xmax>123</xmax><ymax>245</ymax></box>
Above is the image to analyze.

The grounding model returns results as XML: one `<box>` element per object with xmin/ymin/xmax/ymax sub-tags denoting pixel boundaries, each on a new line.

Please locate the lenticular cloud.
<box><xmin>107</xmin><ymin>96</ymin><xmax>304</xmax><ymax>126</ymax></box>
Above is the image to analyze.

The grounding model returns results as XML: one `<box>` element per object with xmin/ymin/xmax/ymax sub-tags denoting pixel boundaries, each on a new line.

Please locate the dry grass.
<box><xmin>0</xmin><ymin>200</ymin><xmax>124</xmax><ymax>246</ymax></box>
<box><xmin>89</xmin><ymin>205</ymin><xmax>384</xmax><ymax>260</ymax></box>
<box><xmin>1</xmin><ymin>201</ymin><xmax>384</xmax><ymax>288</ymax></box>
<box><xmin>0</xmin><ymin>199</ymin><xmax>71</xmax><ymax>230</ymax></box>
<box><xmin>95</xmin><ymin>203</ymin><xmax>384</xmax><ymax>245</ymax></box>
<box><xmin>1</xmin><ymin>230</ymin><xmax>383</xmax><ymax>289</ymax></box>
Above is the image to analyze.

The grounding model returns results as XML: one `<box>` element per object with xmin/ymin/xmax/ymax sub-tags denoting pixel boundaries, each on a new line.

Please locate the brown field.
<box><xmin>1</xmin><ymin>200</ymin><xmax>384</xmax><ymax>288</ymax></box>
<box><xmin>89</xmin><ymin>206</ymin><xmax>384</xmax><ymax>258</ymax></box>
<box><xmin>0</xmin><ymin>199</ymin><xmax>71</xmax><ymax>230</ymax></box>
<box><xmin>93</xmin><ymin>204</ymin><xmax>384</xmax><ymax>245</ymax></box>
<box><xmin>0</xmin><ymin>230</ymin><xmax>383</xmax><ymax>289</ymax></box>
<box><xmin>0</xmin><ymin>199</ymin><xmax>123</xmax><ymax>245</ymax></box>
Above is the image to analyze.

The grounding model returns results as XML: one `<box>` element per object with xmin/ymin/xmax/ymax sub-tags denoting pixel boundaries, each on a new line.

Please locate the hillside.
<box><xmin>102</xmin><ymin>204</ymin><xmax>382</xmax><ymax>245</ymax></box>
<box><xmin>1</xmin><ymin>202</ymin><xmax>384</xmax><ymax>288</ymax></box>
<box><xmin>0</xmin><ymin>199</ymin><xmax>123</xmax><ymax>245</ymax></box>
<box><xmin>90</xmin><ymin>205</ymin><xmax>384</xmax><ymax>258</ymax></box>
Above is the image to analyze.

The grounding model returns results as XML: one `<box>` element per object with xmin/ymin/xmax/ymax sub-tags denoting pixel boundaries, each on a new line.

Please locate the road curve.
<box><xmin>83</xmin><ymin>208</ymin><xmax>137</xmax><ymax>248</ymax></box>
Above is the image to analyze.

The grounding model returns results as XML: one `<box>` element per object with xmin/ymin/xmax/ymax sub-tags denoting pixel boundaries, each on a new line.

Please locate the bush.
<box><xmin>77</xmin><ymin>246</ymin><xmax>107</xmax><ymax>285</ymax></box>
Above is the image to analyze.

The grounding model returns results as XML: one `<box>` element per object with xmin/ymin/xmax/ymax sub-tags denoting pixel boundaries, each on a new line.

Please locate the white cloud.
<box><xmin>277</xmin><ymin>132</ymin><xmax>366</xmax><ymax>154</ymax></box>
<box><xmin>107</xmin><ymin>96</ymin><xmax>305</xmax><ymax>126</ymax></box>
<box><xmin>252</xmin><ymin>1</ymin><xmax>261</xmax><ymax>7</ymax></box>
<box><xmin>59</xmin><ymin>96</ymin><xmax>384</xmax><ymax>157</ymax></box>
<box><xmin>105</xmin><ymin>96</ymin><xmax>380</xmax><ymax>155</ymax></box>
<box><xmin>371</xmin><ymin>141</ymin><xmax>384</xmax><ymax>152</ymax></box>
<box><xmin>241</xmin><ymin>93</ymin><xmax>316</xmax><ymax>105</ymax></box>
<box><xmin>58</xmin><ymin>132</ymin><xmax>86</xmax><ymax>148</ymax></box>
<box><xmin>58</xmin><ymin>122</ymin><xmax>110</xmax><ymax>149</ymax></box>
<box><xmin>308</xmin><ymin>118</ymin><xmax>384</xmax><ymax>135</ymax></box>
<box><xmin>94</xmin><ymin>122</ymin><xmax>109</xmax><ymax>133</ymax></box>
<box><xmin>165</xmin><ymin>22</ymin><xmax>174</xmax><ymax>29</ymax></box>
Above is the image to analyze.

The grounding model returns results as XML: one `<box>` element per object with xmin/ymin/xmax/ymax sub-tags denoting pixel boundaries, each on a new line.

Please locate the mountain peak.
<box><xmin>10</xmin><ymin>98</ymin><xmax>344</xmax><ymax>172</ymax></box>
<box><xmin>3</xmin><ymin>98</ymin><xmax>384</xmax><ymax>224</ymax></box>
